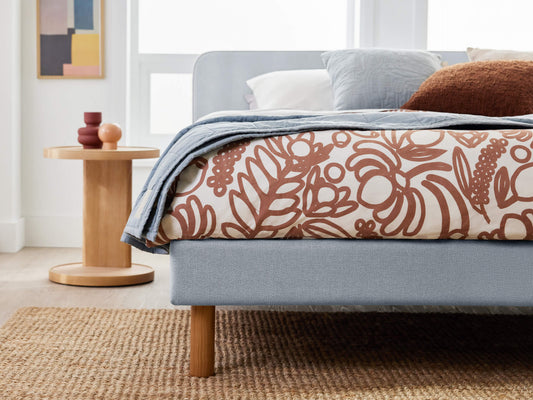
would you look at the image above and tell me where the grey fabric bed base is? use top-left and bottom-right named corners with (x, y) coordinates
top-left (172, 50), bottom-right (532, 309)
top-left (170, 239), bottom-right (533, 306)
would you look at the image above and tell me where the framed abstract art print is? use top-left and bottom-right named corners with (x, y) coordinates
top-left (37, 0), bottom-right (104, 79)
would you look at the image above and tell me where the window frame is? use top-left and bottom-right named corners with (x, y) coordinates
top-left (126, 0), bottom-right (360, 150)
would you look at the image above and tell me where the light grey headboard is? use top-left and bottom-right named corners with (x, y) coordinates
top-left (193, 51), bottom-right (469, 121)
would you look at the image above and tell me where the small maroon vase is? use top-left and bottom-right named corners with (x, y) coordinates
top-left (78, 112), bottom-right (103, 149)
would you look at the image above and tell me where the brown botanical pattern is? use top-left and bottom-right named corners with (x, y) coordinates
top-left (494, 162), bottom-right (533, 209)
top-left (354, 219), bottom-right (381, 239)
top-left (502, 130), bottom-right (533, 142)
top-left (303, 165), bottom-right (358, 218)
top-left (453, 138), bottom-right (508, 222)
top-left (174, 157), bottom-right (209, 198)
top-left (152, 127), bottom-right (533, 245)
top-left (206, 141), bottom-right (249, 197)
top-left (479, 210), bottom-right (533, 240)
top-left (346, 136), bottom-right (450, 237)
top-left (449, 130), bottom-right (488, 148)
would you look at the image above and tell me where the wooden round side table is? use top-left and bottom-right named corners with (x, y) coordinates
top-left (43, 146), bottom-right (160, 287)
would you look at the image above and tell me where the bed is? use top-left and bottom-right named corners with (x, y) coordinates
top-left (123, 50), bottom-right (533, 377)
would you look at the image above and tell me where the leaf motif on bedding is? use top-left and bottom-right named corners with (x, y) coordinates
top-left (221, 222), bottom-right (250, 239)
top-left (422, 174), bottom-right (470, 239)
top-left (494, 167), bottom-right (512, 209)
top-left (452, 147), bottom-right (473, 200)
top-left (384, 130), bottom-right (447, 162)
top-left (399, 146), bottom-right (446, 162)
top-left (454, 139), bottom-right (508, 223)
top-left (302, 165), bottom-right (358, 218)
top-left (276, 181), bottom-right (304, 195)
top-left (222, 143), bottom-right (303, 238)
top-left (502, 130), bottom-right (533, 142)
top-left (247, 147), bottom-right (281, 194)
top-left (260, 210), bottom-right (300, 231)
top-left (299, 219), bottom-right (351, 239)
top-left (264, 132), bottom-right (333, 177)
top-left (470, 138), bottom-right (508, 214)
top-left (230, 177), bottom-right (259, 232)
top-left (165, 196), bottom-right (216, 239)
top-left (268, 197), bottom-right (299, 214)
top-left (448, 131), bottom-right (488, 148)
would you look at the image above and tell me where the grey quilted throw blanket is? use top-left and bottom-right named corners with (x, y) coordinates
top-left (121, 110), bottom-right (533, 253)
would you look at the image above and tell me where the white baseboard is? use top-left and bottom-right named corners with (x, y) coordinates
top-left (25, 216), bottom-right (82, 248)
top-left (0, 218), bottom-right (25, 252)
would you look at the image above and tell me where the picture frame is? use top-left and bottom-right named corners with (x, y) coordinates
top-left (37, 0), bottom-right (105, 79)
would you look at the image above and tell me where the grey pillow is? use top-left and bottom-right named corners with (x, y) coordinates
top-left (322, 49), bottom-right (442, 110)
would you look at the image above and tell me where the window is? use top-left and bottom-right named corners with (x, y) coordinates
top-left (150, 73), bottom-right (192, 135)
top-left (139, 0), bottom-right (352, 54)
top-left (427, 0), bottom-right (533, 51)
top-left (128, 0), bottom-right (359, 149)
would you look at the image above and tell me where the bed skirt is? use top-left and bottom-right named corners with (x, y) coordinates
top-left (170, 239), bottom-right (533, 306)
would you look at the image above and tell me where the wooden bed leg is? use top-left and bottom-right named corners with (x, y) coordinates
top-left (190, 305), bottom-right (215, 377)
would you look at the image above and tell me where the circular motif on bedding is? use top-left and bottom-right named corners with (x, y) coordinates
top-left (511, 145), bottom-right (531, 163)
top-left (288, 140), bottom-right (312, 157)
top-left (332, 131), bottom-right (351, 148)
top-left (324, 163), bottom-right (345, 184)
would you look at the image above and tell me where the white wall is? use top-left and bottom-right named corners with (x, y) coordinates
top-left (21, 0), bottom-right (151, 248)
top-left (0, 0), bottom-right (23, 252)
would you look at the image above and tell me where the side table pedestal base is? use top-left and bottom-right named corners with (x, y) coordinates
top-left (49, 263), bottom-right (154, 287)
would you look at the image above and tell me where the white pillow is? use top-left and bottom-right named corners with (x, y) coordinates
top-left (244, 94), bottom-right (258, 110)
top-left (246, 69), bottom-right (334, 111)
top-left (467, 47), bottom-right (533, 61)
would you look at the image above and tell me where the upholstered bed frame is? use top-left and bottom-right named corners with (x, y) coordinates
top-left (170, 51), bottom-right (533, 377)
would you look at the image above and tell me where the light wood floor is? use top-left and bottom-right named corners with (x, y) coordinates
top-left (1, 247), bottom-right (532, 325)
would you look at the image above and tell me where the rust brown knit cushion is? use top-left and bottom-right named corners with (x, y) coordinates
top-left (401, 60), bottom-right (533, 116)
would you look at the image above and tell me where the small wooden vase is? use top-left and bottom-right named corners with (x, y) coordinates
top-left (78, 112), bottom-right (102, 149)
top-left (98, 123), bottom-right (122, 150)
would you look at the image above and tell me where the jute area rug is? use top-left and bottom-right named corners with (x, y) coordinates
top-left (0, 308), bottom-right (532, 399)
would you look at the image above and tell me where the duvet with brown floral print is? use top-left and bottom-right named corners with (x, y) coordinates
top-left (148, 126), bottom-right (533, 246)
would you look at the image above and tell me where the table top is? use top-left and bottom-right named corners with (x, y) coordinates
top-left (44, 146), bottom-right (160, 161)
